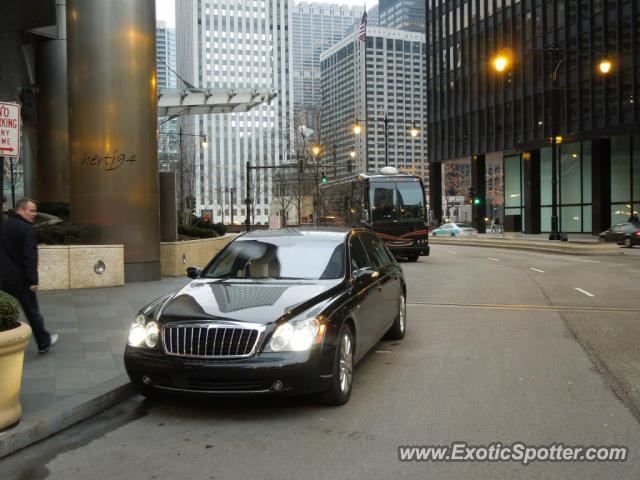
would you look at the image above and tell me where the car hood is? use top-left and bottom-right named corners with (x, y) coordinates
top-left (146, 279), bottom-right (343, 325)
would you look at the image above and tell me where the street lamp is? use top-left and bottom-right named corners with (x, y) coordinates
top-left (491, 47), bottom-right (612, 240)
top-left (352, 115), bottom-right (419, 167)
top-left (158, 128), bottom-right (208, 211)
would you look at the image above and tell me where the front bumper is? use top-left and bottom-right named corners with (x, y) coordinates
top-left (124, 345), bottom-right (331, 396)
top-left (386, 244), bottom-right (430, 257)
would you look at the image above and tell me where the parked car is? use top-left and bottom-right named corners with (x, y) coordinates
top-left (431, 222), bottom-right (478, 237)
top-left (124, 227), bottom-right (406, 405)
top-left (598, 222), bottom-right (640, 247)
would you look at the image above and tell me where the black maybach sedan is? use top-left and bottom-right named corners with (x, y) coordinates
top-left (124, 227), bottom-right (407, 405)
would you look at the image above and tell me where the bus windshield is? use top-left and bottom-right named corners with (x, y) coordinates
top-left (370, 180), bottom-right (424, 222)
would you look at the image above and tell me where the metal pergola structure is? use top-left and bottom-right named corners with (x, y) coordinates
top-left (157, 88), bottom-right (277, 118)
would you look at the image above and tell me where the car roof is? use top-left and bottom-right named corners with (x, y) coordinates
top-left (236, 226), bottom-right (365, 243)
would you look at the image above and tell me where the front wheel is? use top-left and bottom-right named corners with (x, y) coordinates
top-left (598, 236), bottom-right (606, 242)
top-left (623, 237), bottom-right (632, 248)
top-left (386, 293), bottom-right (406, 340)
top-left (407, 254), bottom-right (419, 262)
top-left (320, 324), bottom-right (354, 406)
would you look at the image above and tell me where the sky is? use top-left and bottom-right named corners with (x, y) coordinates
top-left (156, 0), bottom-right (369, 28)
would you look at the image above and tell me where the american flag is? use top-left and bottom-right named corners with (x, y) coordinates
top-left (358, 11), bottom-right (368, 42)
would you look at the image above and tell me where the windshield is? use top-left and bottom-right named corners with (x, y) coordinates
top-left (370, 180), bottom-right (424, 222)
top-left (396, 181), bottom-right (425, 221)
top-left (203, 239), bottom-right (345, 280)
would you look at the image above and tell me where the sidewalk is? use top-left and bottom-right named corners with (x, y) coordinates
top-left (428, 231), bottom-right (621, 255)
top-left (0, 276), bottom-right (191, 458)
top-left (477, 231), bottom-right (600, 242)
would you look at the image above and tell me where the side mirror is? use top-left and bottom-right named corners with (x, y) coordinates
top-left (186, 267), bottom-right (202, 279)
top-left (353, 267), bottom-right (379, 284)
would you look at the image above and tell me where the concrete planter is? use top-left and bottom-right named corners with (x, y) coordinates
top-left (0, 322), bottom-right (32, 431)
top-left (38, 245), bottom-right (125, 290)
top-left (160, 234), bottom-right (237, 276)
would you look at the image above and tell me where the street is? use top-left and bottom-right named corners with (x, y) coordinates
top-left (2, 245), bottom-right (640, 479)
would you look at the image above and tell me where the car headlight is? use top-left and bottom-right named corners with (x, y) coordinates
top-left (267, 318), bottom-right (325, 352)
top-left (128, 315), bottom-right (159, 348)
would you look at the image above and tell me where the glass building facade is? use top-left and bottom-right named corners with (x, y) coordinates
top-left (176, 0), bottom-right (293, 225)
top-left (291, 3), bottom-right (364, 123)
top-left (379, 0), bottom-right (426, 33)
top-left (321, 27), bottom-right (428, 176)
top-left (426, 0), bottom-right (640, 233)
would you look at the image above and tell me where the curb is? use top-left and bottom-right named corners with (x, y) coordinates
top-left (429, 238), bottom-right (623, 256)
top-left (0, 375), bottom-right (136, 459)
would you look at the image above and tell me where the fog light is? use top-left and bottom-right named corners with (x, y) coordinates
top-left (142, 375), bottom-right (152, 385)
top-left (272, 380), bottom-right (283, 391)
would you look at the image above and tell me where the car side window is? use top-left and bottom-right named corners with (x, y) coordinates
top-left (349, 236), bottom-right (371, 273)
top-left (361, 234), bottom-right (388, 268)
top-left (371, 235), bottom-right (394, 264)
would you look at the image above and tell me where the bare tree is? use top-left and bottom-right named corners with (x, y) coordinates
top-left (3, 157), bottom-right (24, 207)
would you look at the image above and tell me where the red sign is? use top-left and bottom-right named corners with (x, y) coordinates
top-left (0, 102), bottom-right (21, 158)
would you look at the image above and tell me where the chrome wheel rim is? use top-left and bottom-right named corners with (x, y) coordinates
top-left (399, 295), bottom-right (406, 333)
top-left (338, 332), bottom-right (353, 394)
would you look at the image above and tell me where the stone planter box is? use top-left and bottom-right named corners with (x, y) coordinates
top-left (160, 234), bottom-right (237, 276)
top-left (38, 245), bottom-right (125, 291)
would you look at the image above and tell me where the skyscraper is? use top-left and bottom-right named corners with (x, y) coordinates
top-left (156, 21), bottom-right (177, 90)
top-left (290, 2), bottom-right (364, 126)
top-left (378, 0), bottom-right (425, 33)
top-left (176, 0), bottom-right (293, 225)
top-left (321, 27), bottom-right (427, 176)
top-left (156, 21), bottom-right (179, 173)
top-left (426, 0), bottom-right (640, 234)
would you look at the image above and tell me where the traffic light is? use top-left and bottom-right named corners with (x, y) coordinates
top-left (473, 196), bottom-right (481, 205)
top-left (321, 171), bottom-right (327, 183)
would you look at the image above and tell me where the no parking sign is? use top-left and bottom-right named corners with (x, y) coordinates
top-left (0, 102), bottom-right (21, 158)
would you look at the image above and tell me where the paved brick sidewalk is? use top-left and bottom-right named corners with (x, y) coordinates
top-left (1, 276), bottom-right (190, 457)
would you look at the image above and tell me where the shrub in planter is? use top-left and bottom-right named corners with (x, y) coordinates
top-left (35, 224), bottom-right (86, 245)
top-left (178, 225), bottom-right (219, 238)
top-left (37, 202), bottom-right (70, 221)
top-left (213, 222), bottom-right (227, 236)
top-left (0, 291), bottom-right (32, 430)
top-left (0, 291), bottom-right (20, 332)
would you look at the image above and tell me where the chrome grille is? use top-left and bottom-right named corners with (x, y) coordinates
top-left (162, 323), bottom-right (262, 358)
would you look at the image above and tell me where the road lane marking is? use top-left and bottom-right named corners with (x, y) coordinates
top-left (447, 250), bottom-right (458, 254)
top-left (375, 350), bottom-right (392, 354)
top-left (530, 268), bottom-right (546, 273)
top-left (406, 301), bottom-right (635, 313)
top-left (574, 287), bottom-right (595, 297)
top-left (488, 257), bottom-right (499, 261)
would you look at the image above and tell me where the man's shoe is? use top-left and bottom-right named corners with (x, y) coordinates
top-left (38, 334), bottom-right (59, 354)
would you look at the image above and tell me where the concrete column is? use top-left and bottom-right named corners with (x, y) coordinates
top-left (35, 0), bottom-right (69, 203)
top-left (471, 154), bottom-right (486, 233)
top-left (428, 161), bottom-right (442, 225)
top-left (67, 0), bottom-right (160, 281)
top-left (592, 138), bottom-right (611, 234)
top-left (523, 150), bottom-right (541, 234)
top-left (159, 172), bottom-right (177, 242)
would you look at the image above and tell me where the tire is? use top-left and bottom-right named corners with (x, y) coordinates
top-left (432, 232), bottom-right (437, 236)
top-left (598, 236), bottom-right (606, 242)
top-left (386, 293), bottom-right (406, 340)
top-left (450, 233), bottom-right (456, 237)
top-left (407, 254), bottom-right (419, 262)
top-left (623, 237), bottom-right (632, 248)
top-left (320, 324), bottom-right (354, 406)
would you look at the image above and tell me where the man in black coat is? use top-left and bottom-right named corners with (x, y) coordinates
top-left (1, 198), bottom-right (58, 353)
